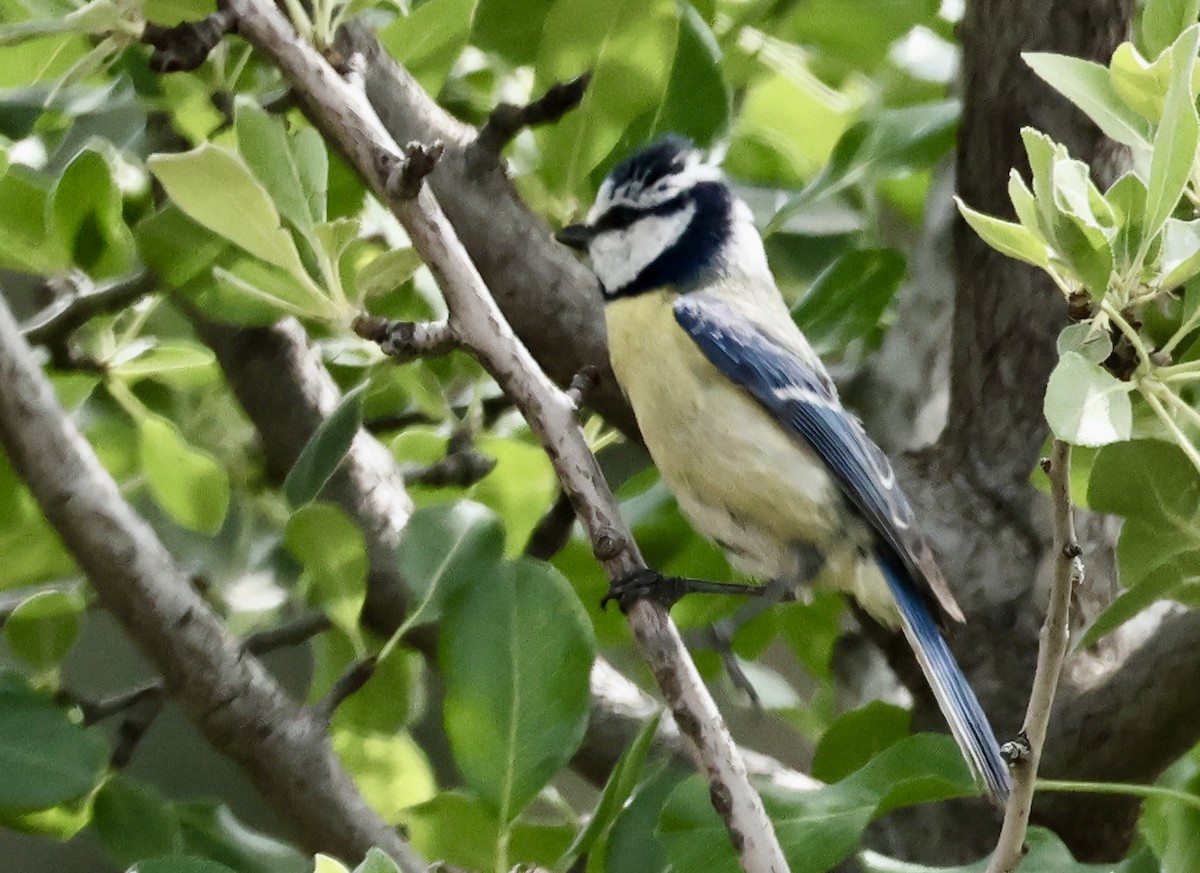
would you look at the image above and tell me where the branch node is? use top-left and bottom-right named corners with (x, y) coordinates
top-left (1000, 729), bottom-right (1031, 764)
top-left (385, 140), bottom-right (445, 199)
top-left (593, 529), bottom-right (626, 561)
top-left (1062, 541), bottom-right (1082, 560)
top-left (565, 365), bottom-right (601, 413)
top-left (471, 71), bottom-right (592, 161)
top-left (353, 315), bottom-right (458, 361)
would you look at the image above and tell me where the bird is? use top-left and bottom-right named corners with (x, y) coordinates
top-left (555, 134), bottom-right (1011, 804)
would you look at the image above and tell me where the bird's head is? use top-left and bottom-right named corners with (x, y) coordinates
top-left (556, 135), bottom-right (742, 299)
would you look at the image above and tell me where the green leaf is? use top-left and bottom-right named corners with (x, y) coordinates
top-left (659, 734), bottom-right (975, 873)
top-left (469, 434), bottom-right (557, 553)
top-left (284, 503), bottom-right (366, 639)
top-left (395, 501), bottom-right (505, 630)
top-left (234, 99), bottom-right (327, 241)
top-left (1023, 53), bottom-right (1154, 148)
top-left (1090, 438), bottom-right (1200, 519)
top-left (1143, 0), bottom-right (1200, 57)
top-left (283, 382), bottom-right (367, 507)
top-left (138, 413), bottom-right (231, 534)
top-left (1110, 41), bottom-right (1174, 123)
top-left (331, 645), bottom-right (421, 735)
top-left (109, 340), bottom-right (218, 389)
top-left (780, 0), bottom-right (938, 73)
top-left (314, 857), bottom-right (350, 873)
top-left (0, 672), bottom-right (107, 812)
top-left (1056, 323), bottom-right (1114, 364)
top-left (1078, 440), bottom-right (1200, 644)
top-left (332, 728), bottom-right (436, 824)
top-left (1044, 351), bottom-right (1133, 446)
top-left (441, 557), bottom-right (595, 822)
top-left (3, 590), bottom-right (84, 671)
top-left (555, 712), bottom-right (662, 872)
top-left (1145, 26), bottom-right (1200, 244)
top-left (92, 776), bottom-right (182, 868)
top-left (130, 858), bottom-right (238, 873)
top-left (142, 0), bottom-right (216, 25)
top-left (210, 259), bottom-right (338, 323)
top-left (955, 197), bottom-right (1050, 268)
top-left (174, 800), bottom-right (307, 873)
top-left (0, 165), bottom-right (69, 274)
top-left (352, 848), bottom-right (403, 873)
top-left (50, 146), bottom-right (135, 277)
top-left (1008, 169), bottom-right (1042, 235)
top-left (148, 145), bottom-right (311, 282)
top-left (354, 247), bottom-right (422, 305)
top-left (792, 248), bottom-right (905, 356)
top-left (536, 0), bottom-right (677, 195)
top-left (1077, 558), bottom-right (1189, 648)
top-left (135, 206), bottom-right (227, 287)
top-left (604, 767), bottom-right (686, 873)
top-left (378, 0), bottom-right (474, 94)
top-left (1159, 218), bottom-right (1200, 286)
top-left (860, 826), bottom-right (1143, 872)
top-left (812, 701), bottom-right (911, 783)
top-left (404, 792), bottom-right (500, 869)
top-left (649, 3), bottom-right (730, 146)
top-left (1051, 211), bottom-right (1116, 298)
top-left (1107, 172), bottom-right (1151, 268)
top-left (772, 101), bottom-right (958, 228)
top-left (471, 0), bottom-right (554, 65)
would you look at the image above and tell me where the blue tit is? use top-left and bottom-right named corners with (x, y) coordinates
top-left (555, 135), bottom-right (1011, 804)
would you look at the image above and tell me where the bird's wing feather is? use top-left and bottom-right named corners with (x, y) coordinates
top-left (674, 293), bottom-right (963, 625)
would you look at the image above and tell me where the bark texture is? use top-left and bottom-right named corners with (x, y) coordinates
top-left (866, 0), bottom-right (1194, 863)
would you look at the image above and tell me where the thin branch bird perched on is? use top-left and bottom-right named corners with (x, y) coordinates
top-left (556, 135), bottom-right (1012, 804)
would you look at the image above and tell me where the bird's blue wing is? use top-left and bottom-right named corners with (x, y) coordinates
top-left (674, 294), bottom-right (1010, 802)
top-left (673, 293), bottom-right (959, 623)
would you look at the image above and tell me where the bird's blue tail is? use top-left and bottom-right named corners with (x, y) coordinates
top-left (879, 556), bottom-right (1012, 804)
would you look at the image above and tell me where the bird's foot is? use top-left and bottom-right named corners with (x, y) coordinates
top-left (601, 568), bottom-right (764, 613)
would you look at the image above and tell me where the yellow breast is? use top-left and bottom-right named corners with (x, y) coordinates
top-left (604, 289), bottom-right (842, 580)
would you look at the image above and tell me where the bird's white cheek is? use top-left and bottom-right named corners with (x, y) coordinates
top-left (589, 206), bottom-right (695, 292)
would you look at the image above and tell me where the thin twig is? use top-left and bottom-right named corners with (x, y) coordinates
top-left (243, 610), bottom-right (333, 653)
top-left (524, 491), bottom-right (578, 560)
top-left (352, 315), bottom-right (459, 361)
top-left (565, 365), bottom-right (601, 412)
top-left (403, 430), bottom-right (496, 487)
top-left (110, 692), bottom-right (165, 769)
top-left (316, 655), bottom-right (378, 724)
top-left (143, 4), bottom-right (239, 73)
top-left (21, 270), bottom-right (157, 347)
top-left (986, 441), bottom-right (1081, 873)
top-left (223, 4), bottom-right (788, 867)
top-left (471, 71), bottom-right (592, 160)
top-left (383, 140), bottom-right (446, 200)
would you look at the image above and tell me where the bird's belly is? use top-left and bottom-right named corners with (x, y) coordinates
top-left (606, 292), bottom-right (842, 580)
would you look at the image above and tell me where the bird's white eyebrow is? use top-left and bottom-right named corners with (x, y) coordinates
top-left (587, 154), bottom-right (725, 222)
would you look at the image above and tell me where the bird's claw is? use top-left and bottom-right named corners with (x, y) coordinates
top-left (601, 568), bottom-right (684, 613)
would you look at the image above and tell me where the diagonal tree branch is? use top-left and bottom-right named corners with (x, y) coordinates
top-left (188, 313), bottom-right (414, 637)
top-left (334, 24), bottom-right (639, 441)
top-left (0, 293), bottom-right (426, 873)
top-left (224, 3), bottom-right (788, 867)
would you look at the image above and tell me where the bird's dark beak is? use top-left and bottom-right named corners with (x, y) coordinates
top-left (555, 223), bottom-right (595, 251)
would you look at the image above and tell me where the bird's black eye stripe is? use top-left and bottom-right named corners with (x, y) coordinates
top-left (593, 194), bottom-right (689, 232)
